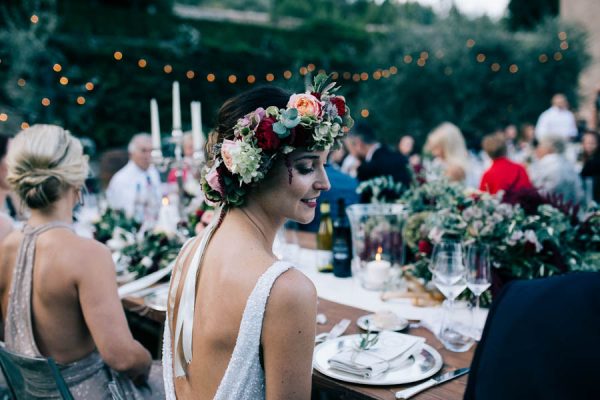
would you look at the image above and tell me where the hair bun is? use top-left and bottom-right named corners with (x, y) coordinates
top-left (19, 173), bottom-right (63, 210)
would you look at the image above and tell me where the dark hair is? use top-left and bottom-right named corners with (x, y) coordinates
top-left (206, 86), bottom-right (290, 163)
top-left (349, 121), bottom-right (376, 144)
top-left (0, 135), bottom-right (9, 159)
top-left (481, 133), bottom-right (507, 159)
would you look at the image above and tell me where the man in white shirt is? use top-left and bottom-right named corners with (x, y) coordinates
top-left (529, 135), bottom-right (583, 204)
top-left (535, 94), bottom-right (578, 141)
top-left (106, 134), bottom-right (162, 220)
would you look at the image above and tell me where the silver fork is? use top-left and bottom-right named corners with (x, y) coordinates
top-left (315, 319), bottom-right (351, 344)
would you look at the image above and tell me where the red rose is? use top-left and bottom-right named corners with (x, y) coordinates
top-left (330, 96), bottom-right (346, 117)
top-left (255, 116), bottom-right (281, 152)
top-left (311, 91), bottom-right (321, 100)
top-left (195, 209), bottom-right (205, 219)
top-left (418, 240), bottom-right (433, 256)
top-left (290, 125), bottom-right (313, 148)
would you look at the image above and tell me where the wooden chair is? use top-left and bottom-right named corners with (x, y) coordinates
top-left (0, 345), bottom-right (74, 400)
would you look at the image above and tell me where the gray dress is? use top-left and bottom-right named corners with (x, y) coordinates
top-left (4, 222), bottom-right (164, 399)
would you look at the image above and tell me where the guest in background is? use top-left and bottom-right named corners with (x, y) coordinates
top-left (512, 122), bottom-right (536, 165)
top-left (503, 124), bottom-right (518, 159)
top-left (106, 133), bottom-right (162, 220)
top-left (535, 93), bottom-right (578, 141)
top-left (398, 134), bottom-right (421, 166)
top-left (340, 137), bottom-right (360, 178)
top-left (580, 131), bottom-right (600, 202)
top-left (0, 136), bottom-right (13, 242)
top-left (479, 133), bottom-right (533, 195)
top-left (346, 121), bottom-right (411, 186)
top-left (0, 125), bottom-right (164, 398)
top-left (424, 122), bottom-right (476, 186)
top-left (167, 132), bottom-right (195, 184)
top-left (529, 135), bottom-right (583, 204)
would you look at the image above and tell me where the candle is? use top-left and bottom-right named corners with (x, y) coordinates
top-left (172, 81), bottom-right (182, 135)
top-left (191, 101), bottom-right (204, 154)
top-left (156, 196), bottom-right (180, 234)
top-left (150, 99), bottom-right (161, 152)
top-left (365, 249), bottom-right (391, 289)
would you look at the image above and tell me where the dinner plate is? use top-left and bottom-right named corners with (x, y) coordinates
top-left (356, 314), bottom-right (409, 332)
top-left (144, 286), bottom-right (170, 312)
top-left (313, 334), bottom-right (443, 386)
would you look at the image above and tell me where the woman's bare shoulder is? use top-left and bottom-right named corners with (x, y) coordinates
top-left (268, 268), bottom-right (317, 313)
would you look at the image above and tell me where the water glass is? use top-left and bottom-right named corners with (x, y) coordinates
top-left (466, 243), bottom-right (491, 334)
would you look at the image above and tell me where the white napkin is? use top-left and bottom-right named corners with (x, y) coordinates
top-left (118, 262), bottom-right (174, 298)
top-left (328, 332), bottom-right (425, 379)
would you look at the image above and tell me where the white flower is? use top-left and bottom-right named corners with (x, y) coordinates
top-left (141, 256), bottom-right (154, 268)
top-left (428, 226), bottom-right (444, 244)
top-left (507, 230), bottom-right (524, 246)
top-left (524, 230), bottom-right (543, 252)
top-left (221, 139), bottom-right (263, 184)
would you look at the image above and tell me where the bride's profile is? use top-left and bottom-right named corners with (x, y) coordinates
top-left (162, 74), bottom-right (352, 399)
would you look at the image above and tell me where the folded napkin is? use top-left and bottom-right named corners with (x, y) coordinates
top-left (328, 332), bottom-right (425, 379)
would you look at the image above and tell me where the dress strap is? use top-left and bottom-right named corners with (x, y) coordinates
top-left (172, 207), bottom-right (223, 377)
top-left (4, 221), bottom-right (75, 356)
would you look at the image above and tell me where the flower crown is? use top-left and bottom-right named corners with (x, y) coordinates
top-left (201, 73), bottom-right (353, 206)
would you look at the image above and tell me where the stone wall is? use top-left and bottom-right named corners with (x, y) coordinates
top-left (561, 0), bottom-right (600, 128)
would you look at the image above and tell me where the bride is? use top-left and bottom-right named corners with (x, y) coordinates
top-left (163, 75), bottom-right (353, 399)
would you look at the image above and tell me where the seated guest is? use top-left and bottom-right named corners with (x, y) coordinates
top-left (0, 125), bottom-right (164, 398)
top-left (479, 133), bottom-right (533, 195)
top-left (580, 131), bottom-right (599, 202)
top-left (398, 134), bottom-right (421, 167)
top-left (0, 136), bottom-right (13, 242)
top-left (465, 272), bottom-right (600, 400)
top-left (424, 122), bottom-right (476, 187)
top-left (535, 93), bottom-right (578, 142)
top-left (529, 135), bottom-right (583, 204)
top-left (346, 121), bottom-right (411, 187)
top-left (106, 133), bottom-right (162, 221)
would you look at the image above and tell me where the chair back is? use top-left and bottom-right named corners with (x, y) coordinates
top-left (0, 345), bottom-right (74, 400)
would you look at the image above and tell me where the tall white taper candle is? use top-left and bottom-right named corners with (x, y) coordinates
top-left (150, 99), bottom-right (161, 152)
top-left (191, 101), bottom-right (204, 153)
top-left (172, 81), bottom-right (182, 134)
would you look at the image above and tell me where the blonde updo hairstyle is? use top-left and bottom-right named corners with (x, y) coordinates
top-left (7, 124), bottom-right (89, 210)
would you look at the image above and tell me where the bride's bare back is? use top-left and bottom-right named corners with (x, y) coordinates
top-left (169, 209), bottom-right (317, 400)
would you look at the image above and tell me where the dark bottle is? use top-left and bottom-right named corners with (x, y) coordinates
top-left (332, 198), bottom-right (352, 277)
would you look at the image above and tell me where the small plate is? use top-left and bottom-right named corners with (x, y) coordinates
top-left (357, 314), bottom-right (409, 332)
top-left (313, 334), bottom-right (443, 386)
top-left (144, 286), bottom-right (169, 312)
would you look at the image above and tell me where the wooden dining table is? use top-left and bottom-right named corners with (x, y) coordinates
top-left (123, 294), bottom-right (474, 400)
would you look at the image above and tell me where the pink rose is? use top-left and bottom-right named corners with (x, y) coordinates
top-left (287, 93), bottom-right (322, 117)
top-left (220, 139), bottom-right (239, 172)
top-left (206, 166), bottom-right (224, 195)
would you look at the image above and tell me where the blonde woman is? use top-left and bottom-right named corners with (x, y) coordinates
top-left (0, 136), bottom-right (13, 242)
top-left (424, 122), bottom-right (471, 184)
top-left (0, 125), bottom-right (164, 399)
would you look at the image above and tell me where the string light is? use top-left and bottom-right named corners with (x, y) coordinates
top-left (30, 15), bottom-right (38, 24)
top-left (382, 69), bottom-right (390, 78)
top-left (76, 96), bottom-right (86, 105)
top-left (318, 69), bottom-right (326, 75)
top-left (138, 59), bottom-right (147, 68)
top-left (417, 59), bottom-right (426, 67)
top-left (360, 109), bottom-right (369, 118)
top-left (299, 67), bottom-right (308, 76)
top-left (420, 51), bottom-right (429, 60)
top-left (509, 64), bottom-right (519, 73)
top-left (207, 73), bottom-right (216, 82)
top-left (560, 41), bottom-right (569, 50)
top-left (331, 72), bottom-right (339, 80)
top-left (41, 98), bottom-right (51, 106)
top-left (21, 122), bottom-right (29, 129)
top-left (390, 66), bottom-right (398, 74)
top-left (352, 73), bottom-right (360, 82)
top-left (59, 76), bottom-right (69, 85)
top-left (113, 51), bottom-right (123, 61)
top-left (247, 75), bottom-right (256, 84)
top-left (53, 63), bottom-right (62, 72)
top-left (373, 71), bottom-right (382, 80)
top-left (17, 78), bottom-right (26, 87)
top-left (539, 54), bottom-right (548, 63)
top-left (0, 113), bottom-right (7, 122)
top-left (403, 55), bottom-right (413, 64)
top-left (491, 63), bottom-right (501, 72)
top-left (163, 65), bottom-right (173, 74)
top-left (435, 50), bottom-right (445, 59)
top-left (558, 31), bottom-right (567, 41)
top-left (228, 74), bottom-right (237, 83)
top-left (360, 72), bottom-right (369, 81)
top-left (283, 70), bottom-right (292, 79)
top-left (342, 72), bottom-right (351, 80)
top-left (476, 53), bottom-right (486, 63)
top-left (186, 70), bottom-right (195, 79)
top-left (554, 52), bottom-right (563, 61)
top-left (466, 39), bottom-right (476, 48)
top-left (265, 73), bottom-right (275, 82)
top-left (85, 82), bottom-right (94, 91)
top-left (307, 63), bottom-right (316, 72)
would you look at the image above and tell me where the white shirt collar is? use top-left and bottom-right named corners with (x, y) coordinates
top-left (365, 143), bottom-right (381, 162)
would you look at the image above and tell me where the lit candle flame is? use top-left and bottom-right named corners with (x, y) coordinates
top-left (375, 246), bottom-right (383, 261)
top-left (162, 196), bottom-right (169, 206)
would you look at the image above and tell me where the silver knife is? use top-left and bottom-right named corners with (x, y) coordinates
top-left (315, 319), bottom-right (351, 344)
top-left (395, 368), bottom-right (470, 399)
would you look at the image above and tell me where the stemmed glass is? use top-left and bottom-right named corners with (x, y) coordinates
top-left (466, 243), bottom-right (491, 336)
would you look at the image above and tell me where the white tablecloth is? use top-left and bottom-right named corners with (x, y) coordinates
top-left (287, 247), bottom-right (488, 339)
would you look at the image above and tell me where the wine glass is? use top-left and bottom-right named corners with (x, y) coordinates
top-left (429, 240), bottom-right (463, 274)
top-left (466, 243), bottom-right (491, 336)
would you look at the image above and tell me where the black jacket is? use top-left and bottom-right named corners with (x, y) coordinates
top-left (356, 145), bottom-right (411, 186)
